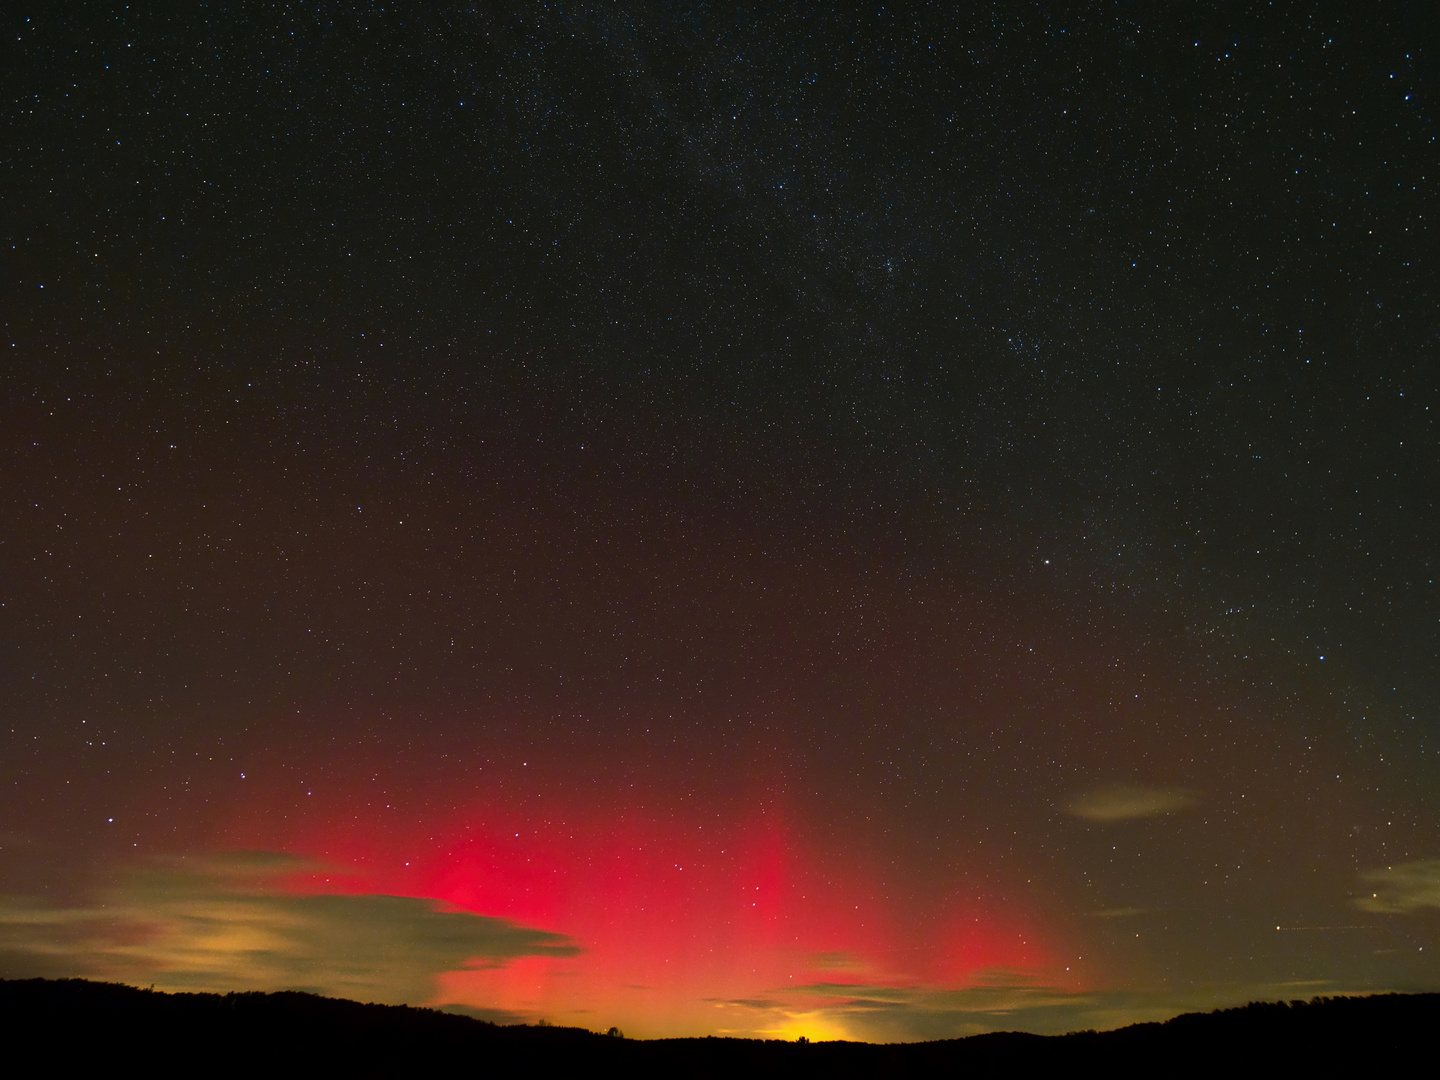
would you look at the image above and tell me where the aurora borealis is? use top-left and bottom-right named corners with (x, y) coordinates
top-left (2, 3), bottom-right (1437, 1041)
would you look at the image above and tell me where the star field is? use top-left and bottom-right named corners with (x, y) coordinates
top-left (1, 3), bottom-right (1437, 1039)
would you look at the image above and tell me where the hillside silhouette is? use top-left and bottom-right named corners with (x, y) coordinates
top-left (1, 978), bottom-right (1434, 1076)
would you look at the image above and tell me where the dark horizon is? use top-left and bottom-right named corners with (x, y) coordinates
top-left (5, 977), bottom-right (1439, 1076)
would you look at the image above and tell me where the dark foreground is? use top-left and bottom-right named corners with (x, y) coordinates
top-left (2, 979), bottom-right (1434, 1077)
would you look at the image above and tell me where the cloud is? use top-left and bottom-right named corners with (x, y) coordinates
top-left (0, 851), bottom-right (578, 1004)
top-left (808, 950), bottom-right (869, 972)
top-left (696, 970), bottom-right (1106, 1040)
top-left (438, 1003), bottom-right (534, 1025)
top-left (775, 976), bottom-right (1154, 1041)
top-left (757, 971), bottom-right (1352, 1043)
top-left (1355, 859), bottom-right (1440, 914)
top-left (706, 997), bottom-right (782, 1010)
top-left (1066, 785), bottom-right (1195, 822)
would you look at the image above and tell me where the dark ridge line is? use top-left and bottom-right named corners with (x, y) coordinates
top-left (4, 978), bottom-right (1437, 1075)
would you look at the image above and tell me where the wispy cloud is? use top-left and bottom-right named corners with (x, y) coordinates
top-left (1066, 785), bottom-right (1195, 822)
top-left (1355, 859), bottom-right (1440, 914)
top-left (0, 851), bottom-right (578, 1004)
top-left (807, 950), bottom-right (870, 973)
top-left (706, 996), bottom-right (782, 1010)
top-left (701, 968), bottom-right (1351, 1043)
top-left (438, 1002), bottom-right (535, 1025)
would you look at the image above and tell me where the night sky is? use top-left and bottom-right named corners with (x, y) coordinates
top-left (2, 3), bottom-right (1437, 1041)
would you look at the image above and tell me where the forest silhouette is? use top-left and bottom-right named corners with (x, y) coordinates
top-left (1, 978), bottom-right (1434, 1075)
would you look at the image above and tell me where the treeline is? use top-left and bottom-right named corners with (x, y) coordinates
top-left (1, 978), bottom-right (1434, 1076)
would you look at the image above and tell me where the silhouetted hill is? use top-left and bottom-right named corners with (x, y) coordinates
top-left (2, 978), bottom-right (1435, 1076)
